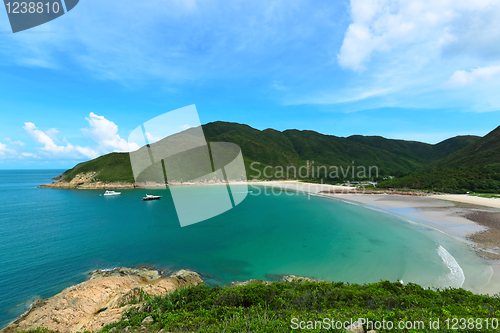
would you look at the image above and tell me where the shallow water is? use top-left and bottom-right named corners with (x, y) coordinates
top-left (0, 170), bottom-right (492, 327)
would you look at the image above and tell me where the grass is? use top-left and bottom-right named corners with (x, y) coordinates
top-left (469, 193), bottom-right (500, 199)
top-left (96, 280), bottom-right (500, 333)
top-left (63, 152), bottom-right (135, 184)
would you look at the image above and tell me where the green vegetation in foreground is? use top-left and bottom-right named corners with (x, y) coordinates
top-left (91, 281), bottom-right (500, 333)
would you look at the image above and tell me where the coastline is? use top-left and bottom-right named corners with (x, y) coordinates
top-left (39, 175), bottom-right (500, 257)
top-left (253, 181), bottom-right (500, 295)
top-left (253, 181), bottom-right (494, 243)
top-left (0, 268), bottom-right (204, 333)
top-left (431, 194), bottom-right (500, 209)
top-left (37, 176), bottom-right (500, 294)
top-left (7, 178), bottom-right (500, 330)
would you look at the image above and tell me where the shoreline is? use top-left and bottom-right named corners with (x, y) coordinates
top-left (253, 181), bottom-right (500, 295)
top-left (0, 268), bottom-right (204, 333)
top-left (5, 179), bottom-right (500, 330)
top-left (256, 181), bottom-right (500, 253)
top-left (40, 177), bottom-right (500, 253)
top-left (38, 178), bottom-right (500, 294)
top-left (431, 194), bottom-right (500, 209)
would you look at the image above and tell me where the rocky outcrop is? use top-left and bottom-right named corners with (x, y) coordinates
top-left (47, 181), bottom-right (136, 189)
top-left (39, 174), bottom-right (246, 190)
top-left (39, 172), bottom-right (136, 189)
top-left (88, 267), bottom-right (162, 281)
top-left (230, 274), bottom-right (323, 287)
top-left (38, 172), bottom-right (169, 189)
top-left (1, 268), bottom-right (202, 333)
top-left (170, 269), bottom-right (205, 286)
top-left (346, 321), bottom-right (365, 333)
top-left (281, 275), bottom-right (324, 283)
top-left (3, 269), bottom-right (376, 333)
top-left (230, 279), bottom-right (273, 287)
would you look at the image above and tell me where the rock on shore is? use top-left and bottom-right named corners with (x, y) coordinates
top-left (230, 274), bottom-right (324, 287)
top-left (2, 269), bottom-right (330, 333)
top-left (88, 267), bottom-right (162, 281)
top-left (1, 268), bottom-right (202, 333)
top-left (38, 171), bottom-right (247, 189)
top-left (38, 172), bottom-right (135, 190)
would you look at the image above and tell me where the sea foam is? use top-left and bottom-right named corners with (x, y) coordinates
top-left (435, 245), bottom-right (465, 289)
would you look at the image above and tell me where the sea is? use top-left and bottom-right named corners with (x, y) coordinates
top-left (0, 170), bottom-right (494, 328)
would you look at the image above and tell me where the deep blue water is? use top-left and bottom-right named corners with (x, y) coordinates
top-left (0, 170), bottom-right (491, 328)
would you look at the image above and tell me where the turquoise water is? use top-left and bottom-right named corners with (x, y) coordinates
top-left (0, 170), bottom-right (492, 327)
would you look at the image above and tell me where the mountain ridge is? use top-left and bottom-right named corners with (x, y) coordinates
top-left (379, 126), bottom-right (500, 192)
top-left (49, 121), bottom-right (485, 190)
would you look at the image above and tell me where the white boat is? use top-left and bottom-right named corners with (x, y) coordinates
top-left (142, 194), bottom-right (161, 201)
top-left (104, 190), bottom-right (121, 196)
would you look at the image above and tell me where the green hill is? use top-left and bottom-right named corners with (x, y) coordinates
top-left (202, 121), bottom-right (478, 178)
top-left (62, 152), bottom-right (135, 184)
top-left (346, 135), bottom-right (479, 165)
top-left (379, 126), bottom-right (500, 193)
top-left (436, 126), bottom-right (500, 168)
top-left (60, 121), bottom-right (483, 186)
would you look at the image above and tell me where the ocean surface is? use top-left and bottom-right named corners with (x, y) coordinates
top-left (0, 170), bottom-right (493, 328)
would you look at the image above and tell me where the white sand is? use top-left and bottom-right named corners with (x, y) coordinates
top-left (431, 194), bottom-right (500, 209)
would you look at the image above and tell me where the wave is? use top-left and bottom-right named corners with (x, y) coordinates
top-left (339, 200), bottom-right (360, 206)
top-left (435, 245), bottom-right (465, 289)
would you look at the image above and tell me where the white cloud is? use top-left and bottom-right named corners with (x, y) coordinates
top-left (291, 87), bottom-right (392, 105)
top-left (22, 113), bottom-right (141, 161)
top-left (0, 142), bottom-right (7, 154)
top-left (0, 1), bottom-right (333, 83)
top-left (337, 0), bottom-right (500, 71)
top-left (82, 112), bottom-right (140, 153)
top-left (446, 65), bottom-right (500, 87)
top-left (145, 132), bottom-right (162, 144)
top-left (179, 124), bottom-right (191, 130)
top-left (23, 122), bottom-right (98, 159)
top-left (5, 138), bottom-right (25, 146)
top-left (45, 128), bottom-right (60, 142)
top-left (0, 142), bottom-right (17, 157)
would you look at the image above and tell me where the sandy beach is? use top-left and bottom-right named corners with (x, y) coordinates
top-left (431, 194), bottom-right (500, 209)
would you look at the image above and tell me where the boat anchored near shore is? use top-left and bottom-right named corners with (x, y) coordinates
top-left (142, 194), bottom-right (161, 201)
top-left (103, 190), bottom-right (121, 196)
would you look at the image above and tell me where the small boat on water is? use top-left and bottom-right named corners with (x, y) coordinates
top-left (104, 190), bottom-right (121, 196)
top-left (142, 194), bottom-right (161, 201)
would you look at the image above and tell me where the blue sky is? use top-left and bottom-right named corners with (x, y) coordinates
top-left (0, 0), bottom-right (500, 168)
